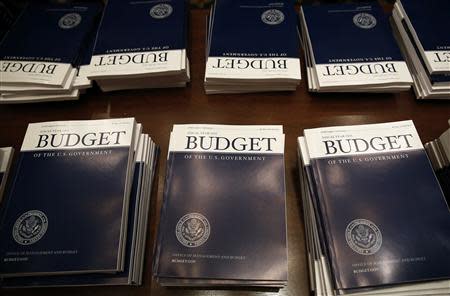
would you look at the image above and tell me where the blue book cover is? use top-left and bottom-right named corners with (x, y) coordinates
top-left (399, 0), bottom-right (450, 74)
top-left (0, 118), bottom-right (137, 277)
top-left (155, 125), bottom-right (287, 284)
top-left (301, 3), bottom-right (412, 87)
top-left (205, 0), bottom-right (301, 81)
top-left (0, 134), bottom-right (159, 287)
top-left (304, 121), bottom-right (450, 291)
top-left (88, 0), bottom-right (187, 78)
top-left (1, 161), bottom-right (145, 287)
top-left (0, 2), bottom-right (102, 86)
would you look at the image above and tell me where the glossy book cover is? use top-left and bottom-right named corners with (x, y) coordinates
top-left (304, 121), bottom-right (450, 291)
top-left (88, 0), bottom-right (187, 78)
top-left (155, 125), bottom-right (287, 284)
top-left (205, 0), bottom-right (301, 81)
top-left (0, 2), bottom-right (102, 86)
top-left (301, 3), bottom-right (412, 87)
top-left (0, 118), bottom-right (136, 277)
top-left (1, 135), bottom-right (150, 287)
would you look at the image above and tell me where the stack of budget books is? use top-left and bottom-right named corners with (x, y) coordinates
top-left (391, 0), bottom-right (450, 100)
top-left (153, 124), bottom-right (288, 287)
top-left (297, 120), bottom-right (450, 296)
top-left (299, 3), bottom-right (413, 93)
top-left (0, 118), bottom-right (159, 287)
top-left (0, 147), bottom-right (14, 203)
top-left (87, 0), bottom-right (190, 92)
top-left (0, 2), bottom-right (102, 103)
top-left (204, 0), bottom-right (301, 94)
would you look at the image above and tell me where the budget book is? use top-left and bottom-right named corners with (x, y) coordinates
top-left (0, 2), bottom-right (101, 103)
top-left (298, 120), bottom-right (450, 296)
top-left (87, 0), bottom-right (189, 91)
top-left (204, 0), bottom-right (301, 94)
top-left (0, 119), bottom-right (159, 287)
top-left (154, 124), bottom-right (287, 287)
top-left (300, 3), bottom-right (412, 93)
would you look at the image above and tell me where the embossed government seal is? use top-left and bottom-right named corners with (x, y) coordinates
top-left (176, 213), bottom-right (210, 248)
top-left (261, 9), bottom-right (285, 25)
top-left (58, 13), bottom-right (82, 29)
top-left (13, 210), bottom-right (48, 246)
top-left (353, 13), bottom-right (377, 29)
top-left (345, 219), bottom-right (382, 255)
top-left (150, 4), bottom-right (173, 19)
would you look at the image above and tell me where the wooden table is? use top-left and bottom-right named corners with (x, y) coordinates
top-left (1, 8), bottom-right (449, 296)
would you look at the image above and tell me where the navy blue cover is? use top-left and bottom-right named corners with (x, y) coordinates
top-left (311, 150), bottom-right (450, 290)
top-left (0, 147), bottom-right (131, 276)
top-left (208, 0), bottom-right (299, 58)
top-left (156, 152), bottom-right (287, 281)
top-left (302, 3), bottom-right (404, 64)
top-left (400, 0), bottom-right (450, 52)
top-left (93, 0), bottom-right (186, 55)
top-left (0, 2), bottom-right (102, 64)
top-left (0, 162), bottom-right (144, 287)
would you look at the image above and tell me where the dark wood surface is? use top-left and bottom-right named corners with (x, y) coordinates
top-left (1, 8), bottom-right (449, 296)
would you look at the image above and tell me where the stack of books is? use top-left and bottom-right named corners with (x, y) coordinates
top-left (391, 0), bottom-right (450, 99)
top-left (0, 2), bottom-right (102, 103)
top-left (153, 124), bottom-right (288, 287)
top-left (297, 120), bottom-right (450, 296)
top-left (87, 0), bottom-right (190, 92)
top-left (204, 0), bottom-right (301, 94)
top-left (0, 147), bottom-right (14, 203)
top-left (0, 118), bottom-right (158, 287)
top-left (299, 3), bottom-right (413, 93)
